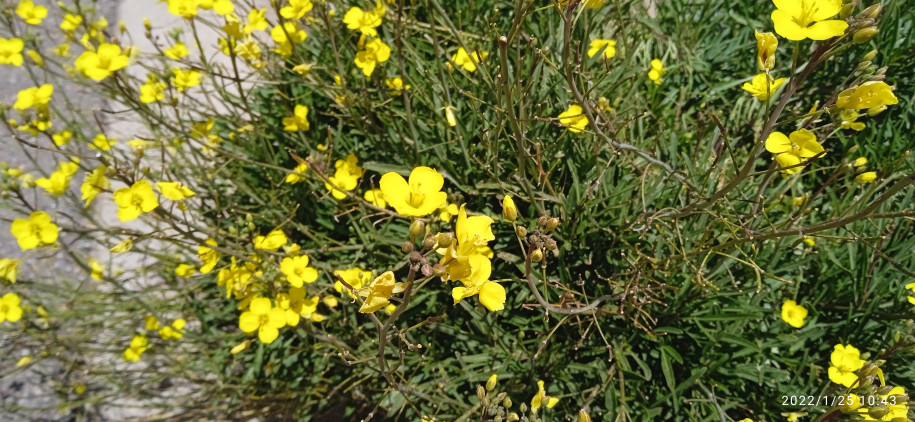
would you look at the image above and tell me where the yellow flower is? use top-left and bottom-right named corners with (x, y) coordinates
top-left (530, 380), bottom-right (559, 413)
top-left (587, 39), bottom-right (616, 59)
top-left (244, 8), bottom-right (269, 34)
top-left (380, 166), bottom-right (448, 217)
top-left (755, 31), bottom-right (778, 70)
top-left (780, 300), bottom-right (807, 328)
top-left (858, 386), bottom-right (908, 420)
top-left (853, 156), bottom-right (868, 167)
top-left (61, 13), bottom-right (82, 31)
top-left (771, 0), bottom-right (848, 41)
top-left (324, 296), bottom-right (339, 308)
top-left (292, 63), bottom-right (312, 76)
top-left (343, 1), bottom-right (385, 36)
top-left (0, 293), bottom-right (23, 324)
top-left (828, 344), bottom-right (865, 387)
top-left (91, 134), bottom-right (116, 151)
top-left (285, 163), bottom-right (309, 184)
top-left (439, 203), bottom-right (459, 223)
top-left (271, 22), bottom-right (307, 57)
top-left (444, 106), bottom-right (458, 127)
top-left (648, 59), bottom-right (664, 84)
top-left (358, 271), bottom-right (398, 313)
top-left (239, 297), bottom-right (286, 343)
top-left (283, 105), bottom-right (310, 131)
top-left (156, 181), bottom-right (195, 201)
top-left (281, 0), bottom-right (313, 19)
top-left (364, 188), bottom-right (387, 208)
top-left (11, 211), bottom-right (59, 250)
top-left (164, 42), bottom-right (189, 60)
top-left (558, 0), bottom-right (606, 8)
top-left (451, 47), bottom-right (488, 72)
top-left (385, 77), bottom-right (410, 95)
top-left (836, 82), bottom-right (898, 113)
top-left (742, 74), bottom-right (787, 101)
top-left (110, 238), bottom-right (134, 253)
top-left (450, 254), bottom-right (506, 311)
top-left (140, 77), bottom-right (167, 103)
top-left (198, 238), bottom-right (220, 274)
top-left (355, 37), bottom-right (391, 77)
top-left (839, 110), bottom-right (865, 131)
top-left (486, 374), bottom-right (498, 391)
top-left (16, 0), bottom-right (47, 25)
top-left (52, 43), bottom-right (70, 57)
top-left (334, 267), bottom-right (372, 297)
top-left (113, 180), bottom-right (159, 222)
top-left (122, 334), bottom-right (148, 362)
top-left (13, 84), bottom-right (53, 110)
top-left (172, 67), bottom-right (201, 92)
top-left (52, 131), bottom-right (72, 146)
top-left (0, 259), bottom-right (20, 283)
top-left (175, 264), bottom-right (195, 277)
top-left (88, 258), bottom-right (103, 280)
top-left (502, 195), bottom-right (518, 222)
top-left (145, 315), bottom-right (160, 331)
top-left (158, 318), bottom-right (186, 340)
top-left (280, 255), bottom-right (318, 287)
top-left (230, 340), bottom-right (250, 354)
top-left (765, 129), bottom-right (825, 174)
top-left (254, 229), bottom-right (287, 251)
top-left (855, 171), bottom-right (877, 184)
top-left (36, 160), bottom-right (79, 197)
top-left (167, 0), bottom-right (198, 18)
top-left (325, 154), bottom-right (364, 200)
top-left (198, 0), bottom-right (233, 14)
top-left (17, 356), bottom-right (32, 367)
top-left (0, 38), bottom-right (25, 66)
top-left (74, 43), bottom-right (130, 81)
top-left (558, 104), bottom-right (589, 133)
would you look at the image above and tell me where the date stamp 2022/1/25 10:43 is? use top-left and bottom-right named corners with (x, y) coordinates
top-left (780, 394), bottom-right (902, 408)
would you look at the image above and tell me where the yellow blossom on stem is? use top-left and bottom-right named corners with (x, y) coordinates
top-left (771, 0), bottom-right (848, 41)
top-left (159, 319), bottom-right (186, 340)
top-left (648, 59), bottom-right (664, 84)
top-left (364, 188), bottom-right (386, 208)
top-left (198, 238), bottom-right (220, 274)
top-left (530, 380), bottom-right (559, 413)
top-left (0, 38), bottom-right (25, 66)
top-left (283, 105), bottom-right (310, 131)
top-left (839, 110), bottom-right (865, 131)
top-left (836, 82), bottom-right (898, 113)
top-left (0, 259), bottom-right (20, 283)
top-left (780, 300), bottom-right (807, 328)
top-left (334, 267), bottom-right (372, 297)
top-left (52, 131), bottom-right (72, 146)
top-left (88, 258), bottom-right (103, 280)
top-left (11, 211), bottom-right (59, 250)
top-left (271, 22), bottom-right (307, 57)
top-left (502, 195), bottom-right (518, 222)
top-left (450, 47), bottom-right (488, 72)
top-left (113, 180), bottom-right (159, 222)
top-left (439, 203), bottom-right (459, 223)
top-left (166, 0), bottom-right (198, 18)
top-left (16, 0), bottom-right (47, 25)
top-left (280, 255), bottom-right (318, 287)
top-left (325, 154), bottom-right (364, 200)
top-left (198, 0), bottom-right (233, 14)
top-left (35, 160), bottom-right (79, 197)
top-left (343, 1), bottom-right (385, 36)
top-left (244, 8), bottom-right (268, 34)
top-left (156, 181), bottom-right (195, 201)
top-left (172, 67), bottom-right (201, 92)
top-left (855, 171), bottom-right (877, 184)
top-left (558, 104), bottom-right (589, 133)
top-left (122, 334), bottom-right (148, 362)
top-left (254, 229), bottom-right (287, 251)
top-left (0, 293), bottom-right (23, 323)
top-left (91, 134), bottom-right (116, 151)
top-left (755, 31), bottom-right (778, 70)
top-left (355, 37), bottom-right (391, 77)
top-left (110, 238), bottom-right (134, 253)
top-left (164, 42), bottom-right (189, 60)
top-left (61, 14), bottom-right (82, 31)
top-left (358, 271), bottom-right (398, 313)
top-left (444, 106), bottom-right (457, 127)
top-left (285, 163), bottom-right (309, 184)
top-left (385, 77), bottom-right (410, 95)
top-left (380, 166), bottom-right (448, 217)
top-left (742, 73), bottom-right (787, 101)
top-left (828, 344), bottom-right (865, 387)
top-left (281, 0), bottom-right (313, 20)
top-left (74, 43), bottom-right (130, 81)
top-left (765, 129), bottom-right (825, 174)
top-left (239, 297), bottom-right (286, 343)
top-left (587, 39), bottom-right (616, 59)
top-left (175, 264), bottom-right (195, 277)
top-left (13, 84), bottom-right (53, 110)
top-left (140, 77), bottom-right (167, 103)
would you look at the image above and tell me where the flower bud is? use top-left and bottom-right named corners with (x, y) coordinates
top-left (507, 413), bottom-right (519, 422)
top-left (502, 195), bottom-right (518, 222)
top-left (409, 219), bottom-right (425, 240)
top-left (432, 263), bottom-right (446, 276)
top-left (545, 217), bottom-right (560, 231)
top-left (875, 385), bottom-right (894, 395)
top-left (503, 397), bottom-right (512, 409)
top-left (578, 410), bottom-right (592, 422)
top-left (444, 106), bottom-right (457, 127)
top-left (515, 226), bottom-right (527, 237)
top-left (867, 105), bottom-right (886, 116)
top-left (143, 18), bottom-right (152, 31)
top-left (537, 216), bottom-right (548, 227)
top-left (401, 241), bottom-right (415, 253)
top-left (853, 27), bottom-right (879, 44)
top-left (868, 405), bottom-right (889, 420)
top-left (855, 171), bottom-right (877, 184)
top-left (421, 264), bottom-right (433, 277)
top-left (530, 248), bottom-right (543, 263)
top-left (858, 3), bottom-right (882, 19)
top-left (544, 238), bottom-right (557, 251)
top-left (423, 236), bottom-right (436, 250)
top-left (856, 60), bottom-right (872, 72)
top-left (486, 373), bottom-right (498, 391)
top-left (477, 385), bottom-right (486, 400)
top-left (840, 3), bottom-right (855, 19)
top-left (853, 157), bottom-right (868, 167)
top-left (862, 49), bottom-right (878, 61)
top-left (436, 232), bottom-right (453, 248)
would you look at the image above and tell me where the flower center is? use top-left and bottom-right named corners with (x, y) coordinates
top-left (407, 185), bottom-right (426, 208)
top-left (793, 1), bottom-right (819, 28)
top-left (258, 314), bottom-right (270, 326)
top-left (131, 193), bottom-right (145, 209)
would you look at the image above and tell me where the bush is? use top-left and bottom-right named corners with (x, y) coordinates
top-left (1, 0), bottom-right (913, 420)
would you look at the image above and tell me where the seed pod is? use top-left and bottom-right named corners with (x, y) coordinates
top-left (857, 3), bottom-right (882, 19)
